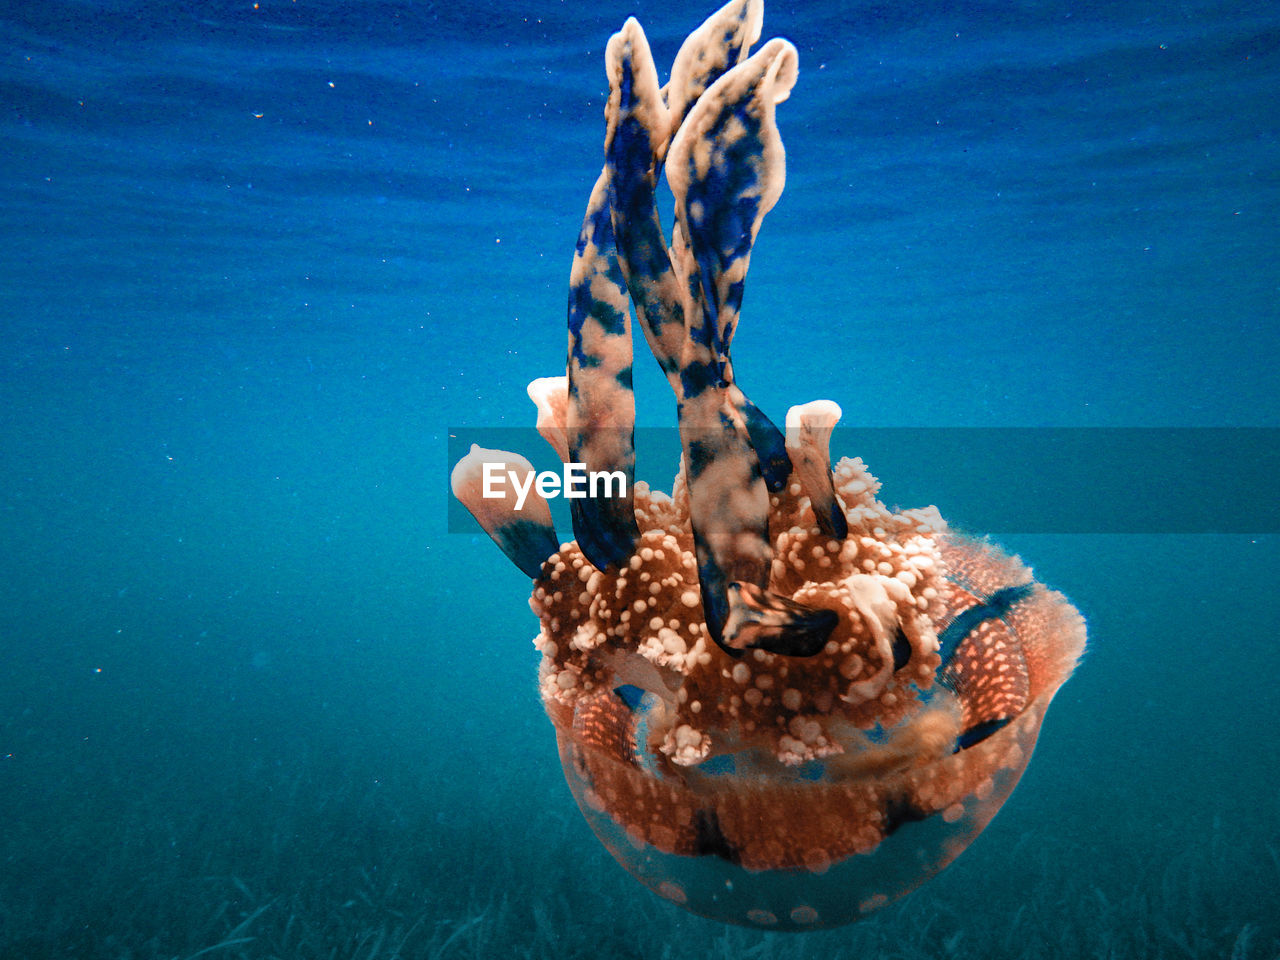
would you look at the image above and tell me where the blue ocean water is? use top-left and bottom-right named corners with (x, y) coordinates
top-left (1, 0), bottom-right (1277, 956)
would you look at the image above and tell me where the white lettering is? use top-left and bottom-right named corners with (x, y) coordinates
top-left (590, 469), bottom-right (627, 499)
top-left (482, 461), bottom-right (505, 500)
top-left (535, 470), bottom-right (561, 499)
top-left (563, 462), bottom-right (587, 498)
top-left (509, 468), bottom-right (535, 511)
top-left (481, 463), bottom-right (629, 509)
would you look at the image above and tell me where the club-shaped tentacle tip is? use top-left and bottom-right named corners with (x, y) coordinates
top-left (785, 400), bottom-right (848, 540)
top-left (605, 16), bottom-right (669, 157)
top-left (527, 376), bottom-right (570, 462)
top-left (762, 35), bottom-right (798, 105)
top-left (662, 0), bottom-right (764, 138)
top-left (451, 444), bottom-right (560, 579)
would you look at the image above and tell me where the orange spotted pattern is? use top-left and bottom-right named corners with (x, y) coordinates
top-left (939, 595), bottom-right (1032, 732)
top-left (531, 458), bottom-right (1085, 928)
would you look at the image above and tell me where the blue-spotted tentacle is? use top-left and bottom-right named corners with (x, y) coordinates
top-left (678, 392), bottom-right (774, 652)
top-left (667, 37), bottom-right (797, 367)
top-left (602, 20), bottom-right (687, 387)
top-left (565, 164), bottom-right (641, 570)
top-left (450, 445), bottom-right (560, 579)
top-left (662, 0), bottom-right (763, 136)
top-left (678, 388), bottom-right (833, 657)
top-left (606, 22), bottom-right (763, 652)
top-left (565, 7), bottom-right (768, 572)
top-left (734, 388), bottom-right (791, 493)
top-left (600, 17), bottom-right (832, 657)
top-left (667, 39), bottom-right (797, 492)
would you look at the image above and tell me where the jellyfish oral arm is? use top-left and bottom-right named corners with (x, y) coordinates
top-left (599, 16), bottom-right (835, 656)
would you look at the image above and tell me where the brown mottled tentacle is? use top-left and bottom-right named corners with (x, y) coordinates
top-left (604, 28), bottom-right (828, 655)
top-left (565, 141), bottom-right (640, 570)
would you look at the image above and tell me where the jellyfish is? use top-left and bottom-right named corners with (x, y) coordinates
top-left (451, 0), bottom-right (1085, 930)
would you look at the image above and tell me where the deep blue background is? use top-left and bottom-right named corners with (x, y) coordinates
top-left (2, 1), bottom-right (1277, 956)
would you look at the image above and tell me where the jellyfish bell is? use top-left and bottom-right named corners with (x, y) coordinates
top-left (523, 460), bottom-right (1084, 929)
top-left (449, 0), bottom-right (1085, 931)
